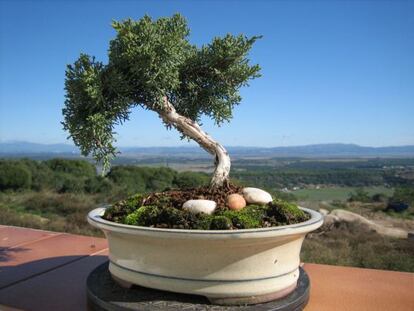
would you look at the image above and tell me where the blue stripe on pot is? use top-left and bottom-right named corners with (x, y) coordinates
top-left (110, 260), bottom-right (298, 283)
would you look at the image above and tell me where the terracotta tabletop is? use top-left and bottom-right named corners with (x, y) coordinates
top-left (0, 225), bottom-right (413, 311)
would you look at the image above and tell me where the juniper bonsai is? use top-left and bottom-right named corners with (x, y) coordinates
top-left (63, 14), bottom-right (260, 188)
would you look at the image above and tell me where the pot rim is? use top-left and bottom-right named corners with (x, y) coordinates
top-left (88, 206), bottom-right (323, 238)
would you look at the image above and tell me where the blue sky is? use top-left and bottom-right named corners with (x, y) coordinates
top-left (0, 0), bottom-right (413, 147)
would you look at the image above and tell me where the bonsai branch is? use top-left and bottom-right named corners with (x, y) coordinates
top-left (157, 97), bottom-right (231, 188)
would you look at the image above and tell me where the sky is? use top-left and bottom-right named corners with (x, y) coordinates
top-left (0, 0), bottom-right (413, 148)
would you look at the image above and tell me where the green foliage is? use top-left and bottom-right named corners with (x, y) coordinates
top-left (147, 168), bottom-right (176, 191)
top-left (84, 176), bottom-right (113, 193)
top-left (371, 193), bottom-right (388, 203)
top-left (109, 15), bottom-right (193, 108)
top-left (293, 186), bottom-right (393, 202)
top-left (233, 168), bottom-right (386, 190)
top-left (63, 14), bottom-right (260, 170)
top-left (173, 171), bottom-right (209, 188)
top-left (18, 159), bottom-right (54, 191)
top-left (272, 190), bottom-right (297, 202)
top-left (54, 173), bottom-right (85, 193)
top-left (45, 158), bottom-right (96, 178)
top-left (107, 166), bottom-right (177, 194)
top-left (0, 161), bottom-right (32, 190)
top-left (390, 186), bottom-right (414, 206)
top-left (348, 188), bottom-right (372, 203)
top-left (107, 166), bottom-right (147, 194)
top-left (0, 159), bottom-right (210, 195)
top-left (62, 55), bottom-right (120, 173)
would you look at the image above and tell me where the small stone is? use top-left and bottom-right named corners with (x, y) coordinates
top-left (182, 199), bottom-right (216, 215)
top-left (242, 187), bottom-right (272, 205)
top-left (226, 194), bottom-right (246, 211)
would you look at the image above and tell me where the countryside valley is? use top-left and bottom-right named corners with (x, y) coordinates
top-left (1, 151), bottom-right (413, 272)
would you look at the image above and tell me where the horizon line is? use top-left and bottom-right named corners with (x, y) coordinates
top-left (1, 140), bottom-right (414, 149)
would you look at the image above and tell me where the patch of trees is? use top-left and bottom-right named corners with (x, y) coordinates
top-left (347, 189), bottom-right (385, 203)
top-left (0, 161), bottom-right (32, 190)
top-left (0, 159), bottom-right (209, 194)
top-left (232, 168), bottom-right (385, 189)
top-left (389, 187), bottom-right (414, 207)
top-left (107, 166), bottom-right (209, 195)
top-left (1, 158), bottom-right (412, 196)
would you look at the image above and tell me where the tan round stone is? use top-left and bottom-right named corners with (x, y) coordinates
top-left (226, 194), bottom-right (246, 211)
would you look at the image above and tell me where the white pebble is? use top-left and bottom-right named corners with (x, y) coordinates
top-left (182, 200), bottom-right (217, 215)
top-left (242, 187), bottom-right (273, 205)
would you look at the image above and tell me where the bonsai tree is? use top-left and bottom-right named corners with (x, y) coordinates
top-left (63, 14), bottom-right (260, 188)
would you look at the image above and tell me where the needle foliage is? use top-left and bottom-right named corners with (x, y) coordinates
top-left (63, 14), bottom-right (261, 172)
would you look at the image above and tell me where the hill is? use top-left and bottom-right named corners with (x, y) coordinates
top-left (1, 142), bottom-right (414, 158)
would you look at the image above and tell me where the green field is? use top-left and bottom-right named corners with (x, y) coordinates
top-left (292, 186), bottom-right (394, 202)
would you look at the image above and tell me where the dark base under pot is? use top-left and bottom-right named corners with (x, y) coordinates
top-left (86, 262), bottom-right (310, 311)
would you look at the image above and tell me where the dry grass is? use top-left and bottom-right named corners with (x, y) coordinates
top-left (0, 191), bottom-right (104, 237)
top-left (301, 222), bottom-right (414, 272)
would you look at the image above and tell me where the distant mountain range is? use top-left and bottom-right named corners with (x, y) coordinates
top-left (1, 141), bottom-right (414, 158)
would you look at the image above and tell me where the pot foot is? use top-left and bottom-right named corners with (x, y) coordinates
top-left (110, 273), bottom-right (133, 289)
top-left (207, 282), bottom-right (297, 306)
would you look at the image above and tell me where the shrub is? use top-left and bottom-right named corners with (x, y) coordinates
top-left (348, 188), bottom-right (371, 203)
top-left (19, 159), bottom-right (54, 191)
top-left (173, 171), bottom-right (209, 188)
top-left (107, 166), bottom-right (149, 194)
top-left (53, 173), bottom-right (85, 193)
top-left (45, 159), bottom-right (96, 178)
top-left (147, 168), bottom-right (176, 192)
top-left (85, 176), bottom-right (113, 193)
top-left (0, 161), bottom-right (32, 191)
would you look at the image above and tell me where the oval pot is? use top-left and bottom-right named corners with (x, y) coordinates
top-left (88, 207), bottom-right (323, 305)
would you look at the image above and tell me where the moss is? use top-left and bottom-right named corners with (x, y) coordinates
top-left (216, 205), bottom-right (267, 229)
top-left (124, 205), bottom-right (213, 230)
top-left (107, 192), bottom-right (309, 230)
top-left (103, 193), bottom-right (145, 222)
top-left (158, 207), bottom-right (191, 228)
top-left (153, 195), bottom-right (174, 209)
top-left (266, 199), bottom-right (309, 225)
top-left (210, 216), bottom-right (232, 230)
top-left (124, 205), bottom-right (160, 226)
top-left (125, 194), bottom-right (145, 210)
top-left (190, 213), bottom-right (213, 230)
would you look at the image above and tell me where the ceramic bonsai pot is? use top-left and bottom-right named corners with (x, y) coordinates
top-left (87, 207), bottom-right (323, 305)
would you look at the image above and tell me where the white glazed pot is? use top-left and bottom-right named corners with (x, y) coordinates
top-left (88, 207), bottom-right (323, 305)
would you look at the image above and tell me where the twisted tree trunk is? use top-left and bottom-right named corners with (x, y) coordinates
top-left (157, 97), bottom-right (231, 188)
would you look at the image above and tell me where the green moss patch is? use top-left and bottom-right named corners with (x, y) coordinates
top-left (215, 204), bottom-right (267, 229)
top-left (266, 199), bottom-right (310, 225)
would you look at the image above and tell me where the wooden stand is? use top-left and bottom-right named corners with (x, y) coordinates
top-left (87, 262), bottom-right (310, 311)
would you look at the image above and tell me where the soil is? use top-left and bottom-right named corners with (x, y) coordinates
top-left (142, 183), bottom-right (242, 210)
